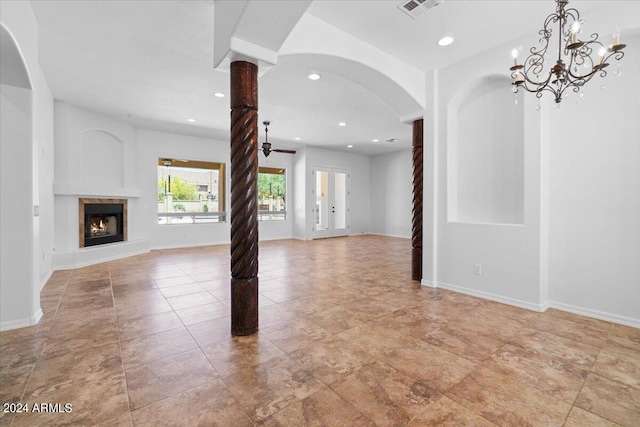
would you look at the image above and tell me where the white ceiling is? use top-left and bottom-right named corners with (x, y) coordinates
top-left (29, 0), bottom-right (621, 156)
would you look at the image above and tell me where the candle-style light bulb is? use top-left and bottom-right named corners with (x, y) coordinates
top-left (613, 30), bottom-right (620, 46)
top-left (511, 48), bottom-right (519, 66)
top-left (598, 46), bottom-right (606, 64)
top-left (570, 21), bottom-right (581, 44)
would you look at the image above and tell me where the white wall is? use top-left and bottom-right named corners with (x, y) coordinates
top-left (370, 149), bottom-right (411, 238)
top-left (52, 102), bottom-right (145, 268)
top-left (426, 5), bottom-right (640, 326)
top-left (433, 43), bottom-right (545, 311)
top-left (135, 129), bottom-right (230, 249)
top-left (35, 68), bottom-right (55, 288)
top-left (303, 147), bottom-right (371, 238)
top-left (135, 128), bottom-right (294, 249)
top-left (547, 33), bottom-right (640, 325)
top-left (258, 152), bottom-right (294, 241)
top-left (292, 149), bottom-right (307, 239)
top-left (0, 0), bottom-right (54, 330)
top-left (1, 84), bottom-right (35, 329)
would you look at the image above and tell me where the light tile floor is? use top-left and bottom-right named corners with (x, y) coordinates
top-left (1, 236), bottom-right (639, 426)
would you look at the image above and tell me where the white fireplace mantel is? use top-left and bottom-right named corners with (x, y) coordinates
top-left (53, 184), bottom-right (141, 198)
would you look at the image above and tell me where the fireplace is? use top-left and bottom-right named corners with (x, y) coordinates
top-left (79, 198), bottom-right (127, 248)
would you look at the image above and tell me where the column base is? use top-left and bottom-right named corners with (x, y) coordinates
top-left (411, 247), bottom-right (422, 281)
top-left (231, 276), bottom-right (258, 336)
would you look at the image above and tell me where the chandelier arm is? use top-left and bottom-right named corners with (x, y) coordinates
top-left (567, 38), bottom-right (596, 79)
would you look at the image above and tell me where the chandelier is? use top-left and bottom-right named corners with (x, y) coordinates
top-left (510, 0), bottom-right (626, 104)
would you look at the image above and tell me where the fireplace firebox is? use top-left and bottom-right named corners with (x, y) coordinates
top-left (79, 198), bottom-right (127, 248)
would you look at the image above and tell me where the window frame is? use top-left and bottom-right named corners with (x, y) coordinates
top-left (257, 166), bottom-right (287, 221)
top-left (157, 158), bottom-right (226, 224)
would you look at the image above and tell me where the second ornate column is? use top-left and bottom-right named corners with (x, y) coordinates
top-left (411, 119), bottom-right (423, 281)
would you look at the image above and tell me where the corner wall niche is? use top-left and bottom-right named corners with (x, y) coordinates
top-left (79, 198), bottom-right (127, 248)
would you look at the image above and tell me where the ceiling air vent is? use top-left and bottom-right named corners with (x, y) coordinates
top-left (398, 0), bottom-right (441, 19)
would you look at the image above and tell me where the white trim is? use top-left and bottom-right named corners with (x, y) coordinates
top-left (259, 235), bottom-right (294, 242)
top-left (368, 233), bottom-right (411, 239)
top-left (421, 279), bottom-right (437, 288)
top-left (151, 241), bottom-right (229, 251)
top-left (53, 239), bottom-right (150, 270)
top-left (39, 269), bottom-right (53, 292)
top-left (418, 280), bottom-right (639, 328)
top-left (53, 184), bottom-right (141, 198)
top-left (427, 280), bottom-right (548, 312)
top-left (399, 110), bottom-right (424, 124)
top-left (549, 301), bottom-right (640, 329)
top-left (0, 308), bottom-right (42, 332)
top-left (151, 235), bottom-right (295, 251)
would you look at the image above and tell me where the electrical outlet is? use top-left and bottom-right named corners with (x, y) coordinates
top-left (473, 264), bottom-right (482, 275)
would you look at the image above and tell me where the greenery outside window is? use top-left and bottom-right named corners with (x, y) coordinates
top-left (258, 167), bottom-right (286, 221)
top-left (157, 159), bottom-right (225, 224)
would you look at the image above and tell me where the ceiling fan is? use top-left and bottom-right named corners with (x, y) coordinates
top-left (261, 121), bottom-right (296, 157)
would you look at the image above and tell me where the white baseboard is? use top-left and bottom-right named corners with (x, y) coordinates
top-left (549, 301), bottom-right (640, 329)
top-left (420, 280), bottom-right (639, 327)
top-left (39, 269), bottom-right (54, 292)
top-left (423, 280), bottom-right (548, 312)
top-left (1, 308), bottom-right (43, 332)
top-left (152, 240), bottom-right (229, 251)
top-left (152, 235), bottom-right (296, 251)
top-left (53, 239), bottom-right (151, 270)
top-left (259, 235), bottom-right (294, 242)
top-left (368, 233), bottom-right (411, 239)
top-left (421, 279), bottom-right (437, 288)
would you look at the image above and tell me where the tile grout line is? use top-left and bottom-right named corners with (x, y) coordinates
top-left (12, 273), bottom-right (72, 427)
top-left (108, 265), bottom-right (135, 426)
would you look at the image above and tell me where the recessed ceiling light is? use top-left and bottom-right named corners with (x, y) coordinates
top-left (308, 73), bottom-right (321, 80)
top-left (372, 139), bottom-right (379, 142)
top-left (438, 36), bottom-right (454, 46)
top-left (347, 145), bottom-right (353, 148)
top-left (294, 137), bottom-right (301, 141)
top-left (338, 122), bottom-right (347, 127)
top-left (214, 92), bottom-right (225, 98)
top-left (187, 118), bottom-right (196, 123)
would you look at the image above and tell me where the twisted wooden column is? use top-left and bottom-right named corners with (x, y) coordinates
top-left (411, 119), bottom-right (423, 281)
top-left (230, 61), bottom-right (259, 336)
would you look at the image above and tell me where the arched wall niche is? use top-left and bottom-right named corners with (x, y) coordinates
top-left (447, 74), bottom-right (525, 225)
top-left (80, 129), bottom-right (125, 188)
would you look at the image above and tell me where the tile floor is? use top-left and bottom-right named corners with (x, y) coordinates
top-left (1, 236), bottom-right (639, 426)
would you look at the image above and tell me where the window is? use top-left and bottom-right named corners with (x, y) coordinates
top-left (258, 167), bottom-right (286, 221)
top-left (157, 159), bottom-right (225, 224)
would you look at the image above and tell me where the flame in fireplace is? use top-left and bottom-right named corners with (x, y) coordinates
top-left (90, 216), bottom-right (116, 237)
